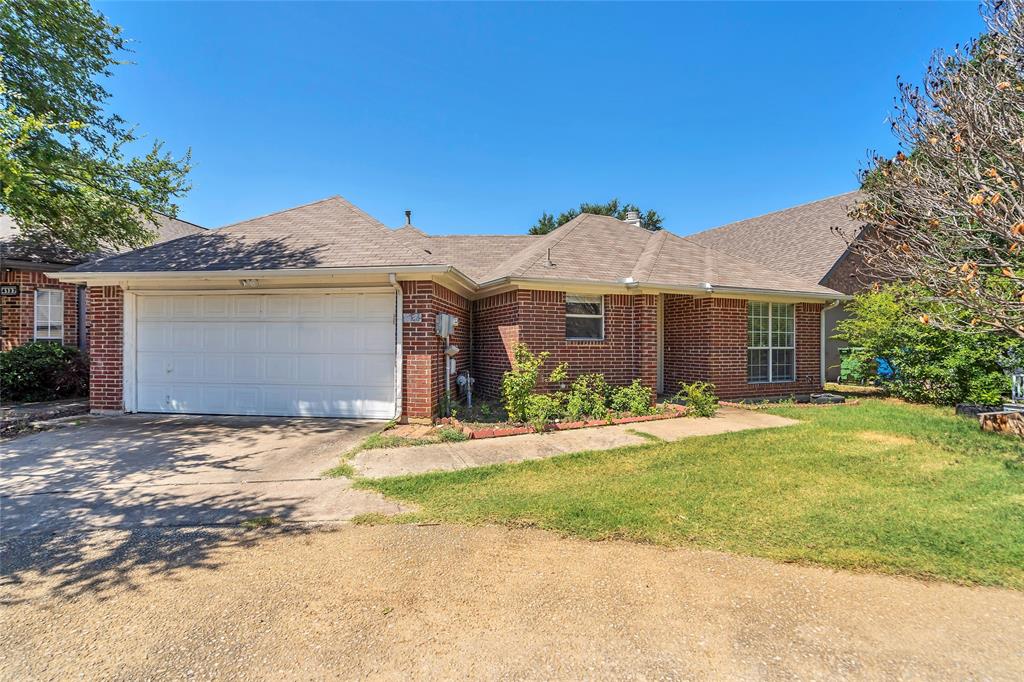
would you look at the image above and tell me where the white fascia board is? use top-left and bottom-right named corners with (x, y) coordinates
top-left (476, 277), bottom-right (849, 303)
top-left (52, 264), bottom-right (478, 289)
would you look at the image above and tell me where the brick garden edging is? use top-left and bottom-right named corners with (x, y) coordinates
top-left (439, 404), bottom-right (688, 440)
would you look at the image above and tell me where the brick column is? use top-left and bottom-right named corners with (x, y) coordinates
top-left (633, 294), bottom-right (659, 399)
top-left (87, 286), bottom-right (124, 412)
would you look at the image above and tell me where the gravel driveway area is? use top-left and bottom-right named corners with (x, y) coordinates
top-left (2, 524), bottom-right (1021, 680)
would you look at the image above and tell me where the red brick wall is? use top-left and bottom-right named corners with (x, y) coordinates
top-left (662, 294), bottom-right (823, 400)
top-left (87, 286), bottom-right (124, 411)
top-left (401, 281), bottom-right (470, 419)
top-left (471, 291), bottom-right (519, 400)
top-left (0, 268), bottom-right (80, 350)
top-left (471, 290), bottom-right (661, 400)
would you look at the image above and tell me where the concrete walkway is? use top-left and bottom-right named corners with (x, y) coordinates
top-left (353, 406), bottom-right (797, 478)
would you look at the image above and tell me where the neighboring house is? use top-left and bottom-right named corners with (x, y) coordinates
top-left (53, 196), bottom-right (848, 421)
top-left (689, 192), bottom-right (870, 381)
top-left (0, 214), bottom-right (205, 351)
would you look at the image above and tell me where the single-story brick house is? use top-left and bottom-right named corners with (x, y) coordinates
top-left (54, 195), bottom-right (850, 421)
top-left (689, 192), bottom-right (870, 381)
top-left (0, 214), bottom-right (205, 351)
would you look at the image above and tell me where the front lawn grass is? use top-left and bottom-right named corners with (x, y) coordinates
top-left (359, 399), bottom-right (1024, 589)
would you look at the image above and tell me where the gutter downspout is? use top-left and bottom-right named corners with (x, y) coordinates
top-left (820, 299), bottom-right (841, 387)
top-left (389, 274), bottom-right (403, 421)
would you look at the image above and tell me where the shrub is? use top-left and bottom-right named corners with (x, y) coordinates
top-left (0, 341), bottom-right (89, 402)
top-left (501, 344), bottom-right (567, 422)
top-left (836, 286), bottom-right (1017, 405)
top-left (609, 379), bottom-right (654, 416)
top-left (565, 373), bottom-right (610, 421)
top-left (437, 426), bottom-right (469, 442)
top-left (525, 393), bottom-right (563, 433)
top-left (676, 381), bottom-right (719, 418)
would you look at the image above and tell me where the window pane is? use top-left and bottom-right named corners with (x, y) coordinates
top-left (771, 303), bottom-right (794, 348)
top-left (748, 349), bottom-right (769, 382)
top-left (566, 296), bottom-right (602, 316)
top-left (566, 316), bottom-right (602, 339)
top-left (747, 302), bottom-right (769, 347)
top-left (772, 349), bottom-right (795, 381)
top-left (35, 290), bottom-right (64, 339)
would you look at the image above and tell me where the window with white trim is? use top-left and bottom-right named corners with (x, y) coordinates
top-left (748, 302), bottom-right (794, 382)
top-left (566, 294), bottom-right (604, 340)
top-left (34, 289), bottom-right (65, 341)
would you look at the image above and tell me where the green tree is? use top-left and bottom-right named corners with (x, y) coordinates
top-left (529, 198), bottom-right (663, 235)
top-left (836, 285), bottom-right (1018, 405)
top-left (0, 0), bottom-right (191, 254)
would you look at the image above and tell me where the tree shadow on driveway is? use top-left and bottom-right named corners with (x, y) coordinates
top-left (0, 414), bottom-right (381, 600)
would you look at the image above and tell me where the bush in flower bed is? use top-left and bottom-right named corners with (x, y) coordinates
top-left (489, 343), bottom-right (667, 434)
top-left (0, 341), bottom-right (89, 402)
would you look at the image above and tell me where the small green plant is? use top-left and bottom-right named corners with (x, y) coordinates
top-left (501, 344), bottom-right (567, 422)
top-left (676, 381), bottom-right (719, 418)
top-left (565, 373), bottom-right (610, 421)
top-left (525, 393), bottom-right (562, 433)
top-left (0, 341), bottom-right (89, 402)
top-left (240, 516), bottom-right (280, 529)
top-left (609, 379), bottom-right (655, 416)
top-left (437, 426), bottom-right (469, 442)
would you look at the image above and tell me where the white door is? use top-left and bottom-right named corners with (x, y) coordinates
top-left (134, 292), bottom-right (396, 419)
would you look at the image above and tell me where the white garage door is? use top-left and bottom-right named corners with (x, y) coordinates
top-left (134, 292), bottom-right (396, 419)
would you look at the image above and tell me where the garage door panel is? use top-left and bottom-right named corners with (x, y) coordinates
top-left (364, 322), bottom-right (395, 349)
top-left (360, 355), bottom-right (396, 386)
top-left (232, 356), bottom-right (263, 382)
top-left (134, 293), bottom-right (397, 418)
top-left (201, 325), bottom-right (231, 352)
top-left (329, 296), bottom-right (357, 317)
top-left (232, 326), bottom-right (264, 352)
top-left (362, 295), bottom-right (394, 319)
top-left (139, 296), bottom-right (169, 319)
top-left (232, 296), bottom-right (261, 319)
top-left (202, 355), bottom-right (232, 381)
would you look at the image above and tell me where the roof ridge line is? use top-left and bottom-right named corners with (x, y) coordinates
top-left (629, 230), bottom-right (668, 283)
top-left (690, 189), bottom-right (861, 237)
top-left (217, 195), bottom-right (344, 231)
top-left (418, 233), bottom-right (542, 239)
top-left (508, 213), bottom-right (591, 278)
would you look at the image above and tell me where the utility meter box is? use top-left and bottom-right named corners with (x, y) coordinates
top-left (435, 313), bottom-right (458, 339)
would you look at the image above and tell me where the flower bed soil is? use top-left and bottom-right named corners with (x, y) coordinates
top-left (439, 404), bottom-right (688, 440)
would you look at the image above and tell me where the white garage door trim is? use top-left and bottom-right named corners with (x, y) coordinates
top-left (123, 284), bottom-right (399, 417)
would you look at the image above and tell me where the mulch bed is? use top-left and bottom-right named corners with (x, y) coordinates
top-left (439, 404), bottom-right (688, 440)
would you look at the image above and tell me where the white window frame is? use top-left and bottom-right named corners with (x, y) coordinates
top-left (747, 302), bottom-right (795, 383)
top-left (34, 289), bottom-right (65, 341)
top-left (565, 294), bottom-right (604, 341)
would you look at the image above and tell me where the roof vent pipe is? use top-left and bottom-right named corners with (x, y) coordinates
top-left (546, 248), bottom-right (555, 267)
top-left (625, 210), bottom-right (641, 228)
top-left (404, 210), bottom-right (412, 225)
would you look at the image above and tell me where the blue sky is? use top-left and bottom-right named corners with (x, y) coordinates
top-left (98, 1), bottom-right (981, 235)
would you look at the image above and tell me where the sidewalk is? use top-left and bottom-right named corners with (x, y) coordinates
top-left (352, 406), bottom-right (797, 478)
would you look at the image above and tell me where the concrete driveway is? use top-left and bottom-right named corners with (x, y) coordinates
top-left (0, 415), bottom-right (405, 537)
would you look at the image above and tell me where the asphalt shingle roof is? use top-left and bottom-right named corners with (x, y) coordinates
top-left (687, 191), bottom-right (864, 285)
top-left (62, 194), bottom-right (844, 297)
top-left (0, 212), bottom-right (205, 266)
top-left (68, 196), bottom-right (433, 273)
